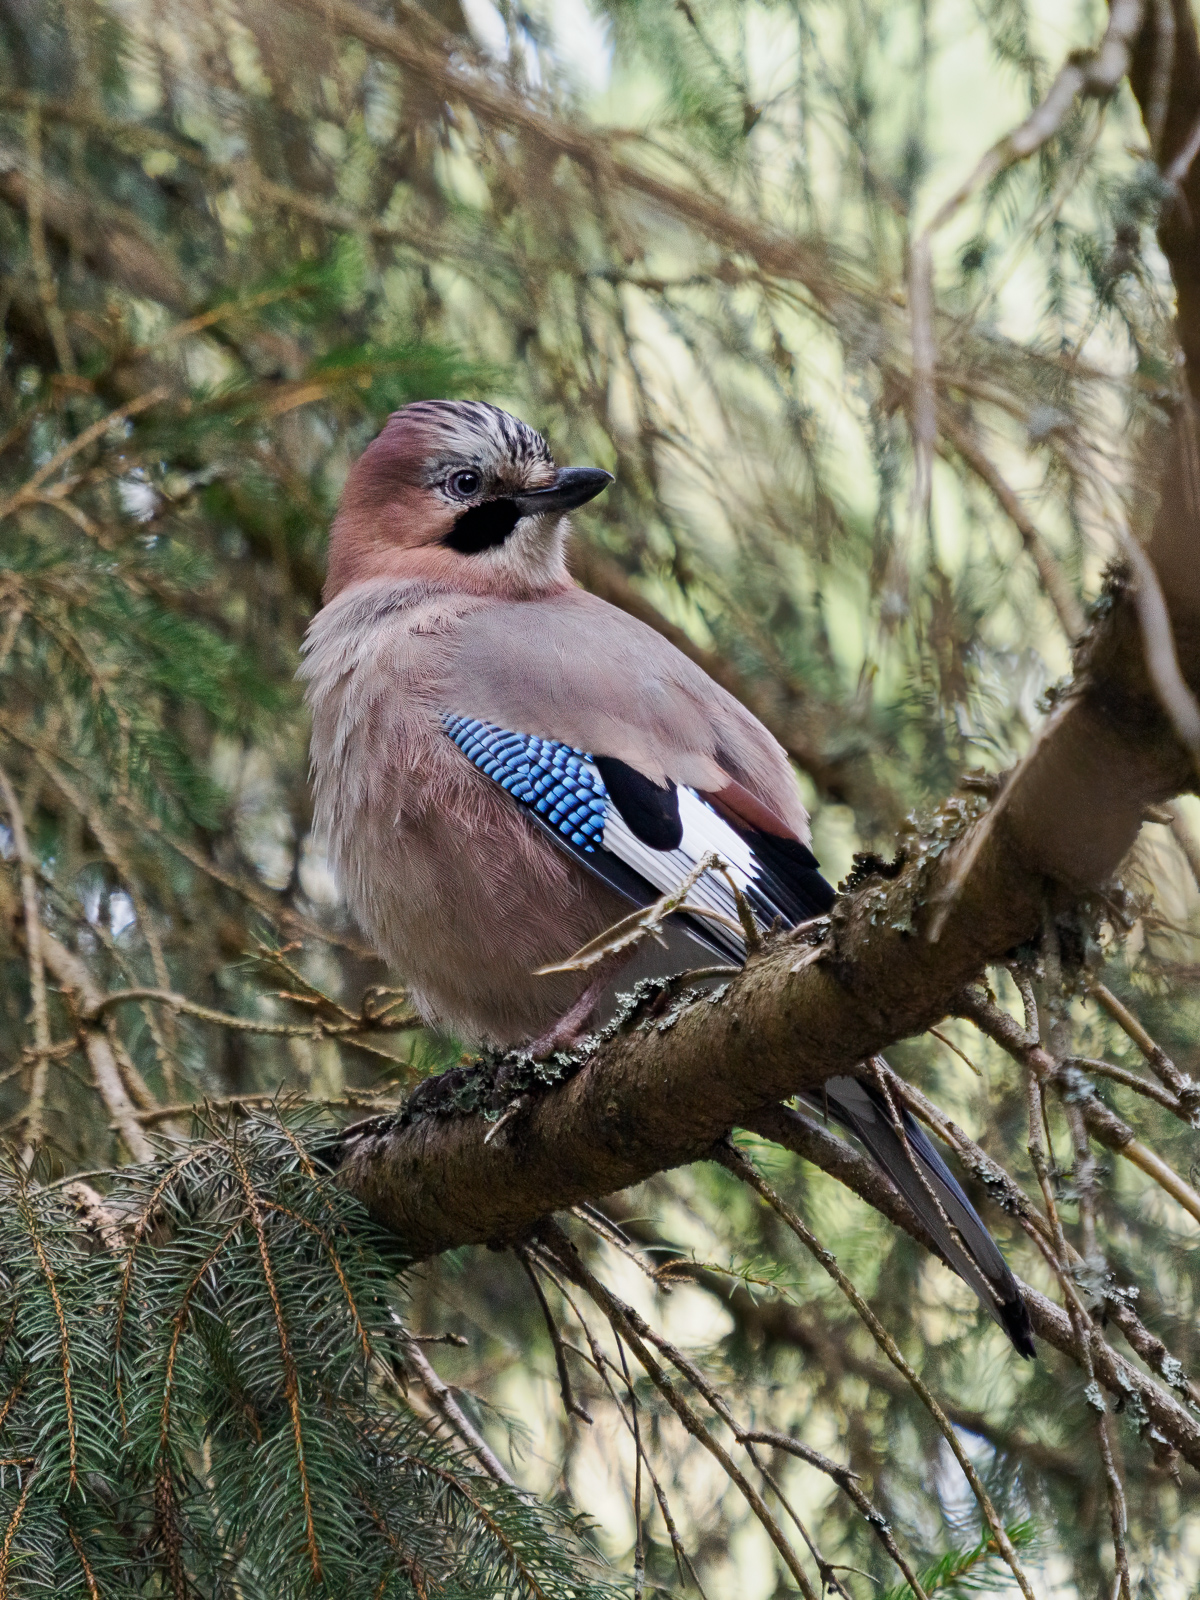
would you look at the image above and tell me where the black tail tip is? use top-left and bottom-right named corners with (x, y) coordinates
top-left (1001, 1291), bottom-right (1036, 1359)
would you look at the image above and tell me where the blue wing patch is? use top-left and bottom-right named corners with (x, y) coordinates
top-left (442, 713), bottom-right (833, 962)
top-left (442, 715), bottom-right (608, 852)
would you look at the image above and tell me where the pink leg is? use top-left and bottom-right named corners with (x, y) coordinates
top-left (523, 952), bottom-right (633, 1058)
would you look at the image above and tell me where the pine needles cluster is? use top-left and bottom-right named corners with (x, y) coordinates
top-left (0, 1115), bottom-right (621, 1598)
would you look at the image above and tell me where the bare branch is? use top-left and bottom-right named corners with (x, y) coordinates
top-left (740, 1430), bottom-right (930, 1600)
top-left (537, 1223), bottom-right (823, 1600)
top-left (0, 760), bottom-right (51, 1163)
top-left (958, 987), bottom-right (1200, 1226)
top-left (716, 1143), bottom-right (1037, 1600)
top-left (87, 985), bottom-right (418, 1039)
top-left (516, 1250), bottom-right (593, 1425)
top-left (1090, 981), bottom-right (1199, 1107)
top-left (398, 1336), bottom-right (516, 1489)
top-left (746, 1098), bottom-right (1200, 1452)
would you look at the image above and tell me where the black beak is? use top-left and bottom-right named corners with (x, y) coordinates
top-left (511, 467), bottom-right (613, 517)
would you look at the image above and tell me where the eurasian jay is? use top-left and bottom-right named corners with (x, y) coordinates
top-left (301, 400), bottom-right (1034, 1357)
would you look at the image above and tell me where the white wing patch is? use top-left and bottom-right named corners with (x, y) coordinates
top-left (599, 783), bottom-right (770, 959)
top-left (437, 715), bottom-right (827, 962)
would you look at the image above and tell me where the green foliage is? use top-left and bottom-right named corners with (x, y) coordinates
top-left (0, 1116), bottom-right (621, 1597)
top-left (881, 1519), bottom-right (1039, 1600)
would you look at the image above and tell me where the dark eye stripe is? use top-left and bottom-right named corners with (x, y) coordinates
top-left (444, 499), bottom-right (521, 554)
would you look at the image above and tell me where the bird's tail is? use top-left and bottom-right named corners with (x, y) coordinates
top-left (800, 1061), bottom-right (1035, 1358)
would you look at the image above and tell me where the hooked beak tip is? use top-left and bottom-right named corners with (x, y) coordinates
top-left (512, 466), bottom-right (614, 517)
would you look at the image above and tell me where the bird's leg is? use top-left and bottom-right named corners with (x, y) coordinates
top-left (523, 953), bottom-right (633, 1059)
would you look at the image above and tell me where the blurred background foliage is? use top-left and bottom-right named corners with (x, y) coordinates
top-left (0, 0), bottom-right (1198, 1593)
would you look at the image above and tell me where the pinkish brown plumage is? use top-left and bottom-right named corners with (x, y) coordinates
top-left (323, 402), bottom-right (562, 603)
top-left (303, 400), bottom-right (811, 1040)
top-left (300, 399), bottom-right (1035, 1356)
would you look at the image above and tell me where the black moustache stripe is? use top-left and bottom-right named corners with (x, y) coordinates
top-left (444, 499), bottom-right (522, 554)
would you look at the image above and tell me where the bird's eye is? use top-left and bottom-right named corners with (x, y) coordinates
top-left (446, 470), bottom-right (481, 500)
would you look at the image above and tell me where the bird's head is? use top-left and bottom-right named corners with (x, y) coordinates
top-left (323, 401), bottom-right (613, 602)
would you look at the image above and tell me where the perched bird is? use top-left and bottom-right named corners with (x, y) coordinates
top-left (301, 400), bottom-right (1034, 1357)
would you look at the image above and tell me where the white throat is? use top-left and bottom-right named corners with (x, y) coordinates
top-left (475, 511), bottom-right (570, 591)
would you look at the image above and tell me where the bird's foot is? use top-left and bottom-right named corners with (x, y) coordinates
top-left (522, 968), bottom-right (617, 1059)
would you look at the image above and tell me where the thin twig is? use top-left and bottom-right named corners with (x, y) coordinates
top-left (533, 852), bottom-right (727, 975)
top-left (929, 1024), bottom-right (984, 1077)
top-left (128, 1089), bottom-right (402, 1129)
top-left (1026, 1034), bottom-right (1131, 1600)
top-left (740, 1430), bottom-right (930, 1600)
top-left (1164, 106), bottom-right (1200, 187)
top-left (614, 1337), bottom-right (645, 1600)
top-left (0, 761), bottom-right (51, 1165)
top-left (550, 1278), bottom-right (705, 1595)
top-left (569, 1205), bottom-right (665, 1286)
top-left (1060, 1056), bottom-right (1186, 1117)
top-left (958, 987), bottom-right (1200, 1224)
top-left (1090, 981), bottom-right (1197, 1104)
top-left (716, 1143), bottom-right (1038, 1600)
top-left (516, 1249), bottom-right (593, 1424)
top-left (21, 1192), bottom-right (77, 1490)
top-left (87, 984), bottom-right (417, 1037)
top-left (1147, 0), bottom-right (1177, 158)
top-left (399, 1335), bottom-right (516, 1487)
top-left (870, 1056), bottom-right (978, 1282)
top-left (558, 1232), bottom-right (845, 1590)
top-left (537, 1224), bottom-right (822, 1600)
top-left (767, 1063), bottom-right (1200, 1421)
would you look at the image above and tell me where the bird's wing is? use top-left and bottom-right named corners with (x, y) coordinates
top-left (438, 588), bottom-right (833, 954)
top-left (443, 588), bottom-right (813, 838)
top-left (441, 716), bottom-right (832, 963)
